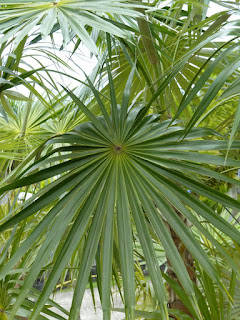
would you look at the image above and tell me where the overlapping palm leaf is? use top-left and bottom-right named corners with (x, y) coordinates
top-left (0, 278), bottom-right (69, 320)
top-left (0, 67), bottom-right (240, 320)
top-left (0, 36), bottom-right (73, 128)
top-left (0, 37), bottom-right (98, 182)
top-left (99, 4), bottom-right (240, 123)
top-left (0, 37), bottom-right (47, 124)
top-left (131, 209), bottom-right (240, 320)
top-left (0, 0), bottom-right (144, 55)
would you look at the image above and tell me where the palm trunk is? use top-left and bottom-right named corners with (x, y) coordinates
top-left (166, 211), bottom-right (196, 319)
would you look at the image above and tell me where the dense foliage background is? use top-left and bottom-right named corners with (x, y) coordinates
top-left (0, 1), bottom-right (240, 319)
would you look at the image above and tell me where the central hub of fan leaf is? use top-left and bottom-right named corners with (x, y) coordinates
top-left (113, 145), bottom-right (123, 154)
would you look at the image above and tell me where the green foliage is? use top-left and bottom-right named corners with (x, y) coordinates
top-left (0, 1), bottom-right (240, 319)
top-left (0, 0), bottom-right (143, 53)
top-left (1, 68), bottom-right (240, 319)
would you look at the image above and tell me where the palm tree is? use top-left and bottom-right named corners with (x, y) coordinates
top-left (0, 1), bottom-right (240, 319)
